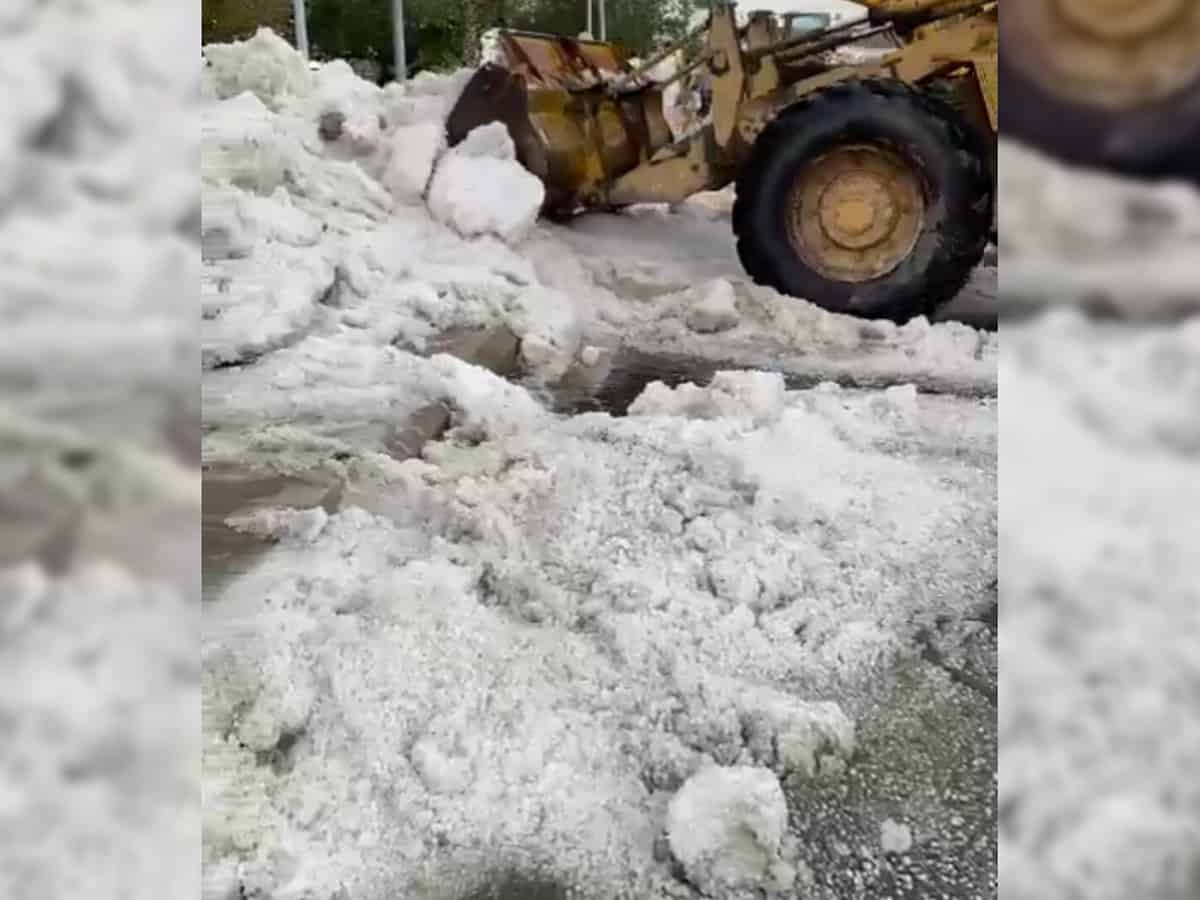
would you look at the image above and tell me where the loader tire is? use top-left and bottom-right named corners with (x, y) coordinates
top-left (1000, 53), bottom-right (1200, 181)
top-left (732, 79), bottom-right (992, 323)
top-left (1000, 0), bottom-right (1200, 181)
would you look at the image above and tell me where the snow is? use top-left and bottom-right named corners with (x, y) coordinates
top-left (628, 370), bottom-right (787, 423)
top-left (428, 124), bottom-right (546, 244)
top-left (203, 28), bottom-right (315, 111)
top-left (0, 561), bottom-right (199, 900)
top-left (667, 766), bottom-right (792, 897)
top-left (200, 30), bottom-right (997, 900)
top-left (1000, 141), bottom-right (1200, 319)
top-left (379, 122), bottom-right (444, 204)
top-left (880, 818), bottom-right (913, 855)
top-left (1001, 312), bottom-right (1200, 900)
top-left (1000, 138), bottom-right (1200, 900)
top-left (201, 363), bottom-right (992, 898)
top-left (1, 2), bottom-right (202, 897)
top-left (685, 278), bottom-right (741, 333)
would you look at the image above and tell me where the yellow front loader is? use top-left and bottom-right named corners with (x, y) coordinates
top-left (448, 0), bottom-right (997, 322)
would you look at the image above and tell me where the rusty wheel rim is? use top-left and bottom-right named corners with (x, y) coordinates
top-left (787, 144), bottom-right (925, 284)
top-left (1004, 0), bottom-right (1200, 109)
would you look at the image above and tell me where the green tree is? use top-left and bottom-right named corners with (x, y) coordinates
top-left (210, 0), bottom-right (691, 80)
top-left (308, 0), bottom-right (469, 79)
top-left (462, 0), bottom-right (493, 66)
top-left (202, 0), bottom-right (293, 45)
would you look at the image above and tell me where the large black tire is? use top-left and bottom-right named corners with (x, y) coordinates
top-left (1000, 54), bottom-right (1200, 182)
top-left (732, 79), bottom-right (992, 323)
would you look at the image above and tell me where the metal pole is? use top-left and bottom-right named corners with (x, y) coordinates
top-left (393, 0), bottom-right (407, 82)
top-left (586, 0), bottom-right (593, 36)
top-left (292, 0), bottom-right (309, 57)
top-left (599, 0), bottom-right (606, 40)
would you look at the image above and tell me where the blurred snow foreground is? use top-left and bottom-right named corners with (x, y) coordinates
top-left (1001, 141), bottom-right (1200, 900)
top-left (201, 29), bottom-right (996, 900)
top-left (0, 2), bottom-right (199, 900)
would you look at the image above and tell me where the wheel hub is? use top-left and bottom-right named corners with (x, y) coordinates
top-left (788, 145), bottom-right (924, 284)
top-left (1005, 0), bottom-right (1200, 109)
top-left (1057, 0), bottom-right (1184, 39)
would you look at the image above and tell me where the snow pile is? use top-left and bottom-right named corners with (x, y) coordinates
top-left (202, 363), bottom-right (993, 898)
top-left (202, 28), bottom-right (315, 110)
top-left (1, 0), bottom-right (198, 445)
top-left (667, 766), bottom-right (793, 897)
top-left (200, 31), bottom-right (581, 396)
top-left (1, 6), bottom-right (201, 900)
top-left (0, 562), bottom-right (199, 900)
top-left (1000, 137), bottom-right (1200, 900)
top-left (1001, 311), bottom-right (1200, 900)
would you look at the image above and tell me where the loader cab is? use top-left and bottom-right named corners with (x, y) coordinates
top-left (782, 12), bottom-right (832, 36)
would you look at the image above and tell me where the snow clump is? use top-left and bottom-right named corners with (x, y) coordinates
top-left (629, 370), bottom-right (788, 424)
top-left (667, 765), bottom-right (795, 897)
top-left (428, 122), bottom-right (546, 244)
top-left (685, 278), bottom-right (741, 333)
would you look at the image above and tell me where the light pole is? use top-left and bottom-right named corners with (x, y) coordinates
top-left (586, 0), bottom-right (593, 36)
top-left (292, 0), bottom-right (309, 57)
top-left (599, 0), bottom-right (606, 40)
top-left (393, 0), bottom-right (407, 82)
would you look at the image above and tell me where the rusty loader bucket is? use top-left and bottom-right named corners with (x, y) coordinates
top-left (445, 30), bottom-right (675, 215)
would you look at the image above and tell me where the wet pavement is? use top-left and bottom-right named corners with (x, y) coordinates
top-left (201, 466), bottom-right (340, 603)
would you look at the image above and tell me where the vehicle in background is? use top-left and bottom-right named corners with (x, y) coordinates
top-left (449, 1), bottom-right (997, 323)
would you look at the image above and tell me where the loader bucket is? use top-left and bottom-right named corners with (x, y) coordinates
top-left (490, 29), bottom-right (631, 89)
top-left (446, 30), bottom-right (675, 215)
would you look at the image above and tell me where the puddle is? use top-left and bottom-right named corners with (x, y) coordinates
top-left (573, 348), bottom-right (725, 415)
top-left (201, 465), bottom-right (340, 603)
top-left (551, 346), bottom-right (994, 417)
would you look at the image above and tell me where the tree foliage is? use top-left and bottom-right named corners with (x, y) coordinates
top-left (202, 0), bottom-right (293, 45)
top-left (205, 0), bottom-right (711, 81)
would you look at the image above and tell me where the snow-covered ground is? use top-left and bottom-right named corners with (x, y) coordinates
top-left (200, 29), bottom-right (997, 900)
top-left (1001, 142), bottom-right (1200, 320)
top-left (1000, 142), bottom-right (1200, 900)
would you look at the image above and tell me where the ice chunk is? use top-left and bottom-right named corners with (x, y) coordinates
top-left (427, 127), bottom-right (545, 244)
top-left (380, 122), bottom-right (445, 205)
top-left (686, 278), bottom-right (740, 333)
top-left (225, 506), bottom-right (330, 543)
top-left (628, 370), bottom-right (787, 423)
top-left (454, 121), bottom-right (517, 160)
top-left (881, 818), bottom-right (913, 854)
top-left (667, 765), bottom-right (791, 896)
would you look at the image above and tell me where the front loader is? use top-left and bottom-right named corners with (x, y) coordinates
top-left (448, 1), bottom-right (997, 323)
